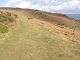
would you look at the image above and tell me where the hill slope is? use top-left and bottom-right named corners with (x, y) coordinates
top-left (0, 8), bottom-right (80, 60)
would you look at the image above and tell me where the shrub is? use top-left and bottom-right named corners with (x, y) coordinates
top-left (0, 24), bottom-right (8, 33)
top-left (0, 11), bottom-right (17, 24)
top-left (0, 11), bottom-right (17, 33)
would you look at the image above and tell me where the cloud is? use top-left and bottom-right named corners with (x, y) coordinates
top-left (0, 0), bottom-right (80, 14)
top-left (48, 0), bottom-right (80, 14)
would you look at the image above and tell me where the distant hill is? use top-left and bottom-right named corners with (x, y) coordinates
top-left (0, 7), bottom-right (80, 60)
top-left (66, 14), bottom-right (80, 19)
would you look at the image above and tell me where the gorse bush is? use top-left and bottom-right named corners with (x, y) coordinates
top-left (0, 11), bottom-right (17, 23)
top-left (0, 24), bottom-right (8, 33)
top-left (0, 11), bottom-right (17, 33)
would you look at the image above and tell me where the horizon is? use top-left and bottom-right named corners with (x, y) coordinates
top-left (0, 7), bottom-right (80, 19)
top-left (0, 0), bottom-right (80, 14)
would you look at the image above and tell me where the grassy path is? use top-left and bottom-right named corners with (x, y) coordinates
top-left (0, 11), bottom-right (80, 60)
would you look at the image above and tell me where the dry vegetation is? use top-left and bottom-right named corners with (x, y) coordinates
top-left (0, 8), bottom-right (80, 60)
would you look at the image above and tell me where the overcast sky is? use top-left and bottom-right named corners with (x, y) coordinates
top-left (0, 0), bottom-right (80, 14)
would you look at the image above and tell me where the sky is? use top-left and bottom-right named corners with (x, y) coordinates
top-left (0, 0), bottom-right (80, 14)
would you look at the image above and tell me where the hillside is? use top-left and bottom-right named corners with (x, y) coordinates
top-left (0, 7), bottom-right (80, 60)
